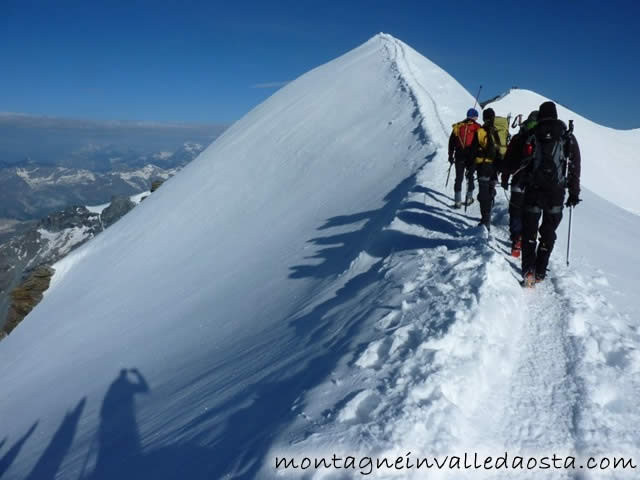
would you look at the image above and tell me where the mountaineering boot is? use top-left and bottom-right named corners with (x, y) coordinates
top-left (465, 194), bottom-right (474, 206)
top-left (523, 270), bottom-right (536, 288)
top-left (535, 272), bottom-right (546, 283)
top-left (453, 190), bottom-right (462, 209)
top-left (477, 220), bottom-right (490, 232)
top-left (511, 235), bottom-right (522, 258)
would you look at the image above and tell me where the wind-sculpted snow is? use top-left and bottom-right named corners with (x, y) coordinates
top-left (1, 34), bottom-right (639, 480)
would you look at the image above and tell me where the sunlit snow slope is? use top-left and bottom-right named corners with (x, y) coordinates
top-left (0, 34), bottom-right (470, 479)
top-left (1, 34), bottom-right (639, 480)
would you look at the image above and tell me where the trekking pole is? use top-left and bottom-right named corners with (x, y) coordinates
top-left (472, 85), bottom-right (483, 110)
top-left (445, 163), bottom-right (452, 187)
top-left (464, 172), bottom-right (473, 213)
top-left (502, 185), bottom-right (510, 203)
top-left (566, 206), bottom-right (573, 266)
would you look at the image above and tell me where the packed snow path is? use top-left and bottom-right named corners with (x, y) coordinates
top-left (1, 34), bottom-right (639, 480)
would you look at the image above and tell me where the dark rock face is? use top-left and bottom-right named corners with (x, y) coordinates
top-left (4, 266), bottom-right (55, 335)
top-left (102, 196), bottom-right (136, 228)
top-left (150, 179), bottom-right (165, 192)
top-left (40, 206), bottom-right (103, 233)
top-left (0, 207), bottom-right (103, 334)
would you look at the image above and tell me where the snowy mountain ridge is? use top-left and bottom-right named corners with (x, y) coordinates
top-left (0, 33), bottom-right (639, 480)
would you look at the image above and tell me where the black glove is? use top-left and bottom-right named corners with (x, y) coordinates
top-left (566, 194), bottom-right (581, 207)
top-left (448, 155), bottom-right (454, 165)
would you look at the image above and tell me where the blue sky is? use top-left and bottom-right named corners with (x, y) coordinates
top-left (1, 0), bottom-right (638, 128)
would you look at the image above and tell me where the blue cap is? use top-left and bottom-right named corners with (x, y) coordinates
top-left (466, 108), bottom-right (479, 119)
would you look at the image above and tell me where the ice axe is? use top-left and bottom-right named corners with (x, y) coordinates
top-left (445, 163), bottom-right (452, 187)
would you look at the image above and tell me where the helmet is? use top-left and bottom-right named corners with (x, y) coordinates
top-left (466, 108), bottom-right (479, 119)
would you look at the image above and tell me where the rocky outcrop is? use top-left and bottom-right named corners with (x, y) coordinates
top-left (101, 196), bottom-right (136, 228)
top-left (150, 179), bottom-right (164, 192)
top-left (140, 178), bottom-right (165, 202)
top-left (0, 207), bottom-right (102, 334)
top-left (40, 206), bottom-right (103, 234)
top-left (4, 266), bottom-right (54, 335)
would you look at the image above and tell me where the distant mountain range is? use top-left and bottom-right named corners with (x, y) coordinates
top-left (0, 113), bottom-right (225, 169)
top-left (0, 145), bottom-right (196, 219)
top-left (0, 113), bottom-right (225, 219)
top-left (0, 142), bottom-right (217, 221)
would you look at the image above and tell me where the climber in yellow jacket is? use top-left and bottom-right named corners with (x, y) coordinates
top-left (470, 108), bottom-right (508, 231)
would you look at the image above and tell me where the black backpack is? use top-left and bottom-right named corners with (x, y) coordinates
top-left (525, 120), bottom-right (569, 190)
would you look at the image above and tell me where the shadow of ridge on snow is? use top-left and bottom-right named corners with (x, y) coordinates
top-left (4, 168), bottom-right (503, 480)
top-left (167, 259), bottom-right (389, 479)
top-left (10, 264), bottom-right (396, 480)
top-left (163, 163), bottom-right (461, 478)
top-left (289, 153), bottom-right (468, 280)
top-left (289, 168), bottom-right (423, 279)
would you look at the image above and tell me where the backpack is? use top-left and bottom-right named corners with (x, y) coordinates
top-left (452, 120), bottom-right (480, 150)
top-left (525, 120), bottom-right (569, 189)
top-left (493, 116), bottom-right (510, 157)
